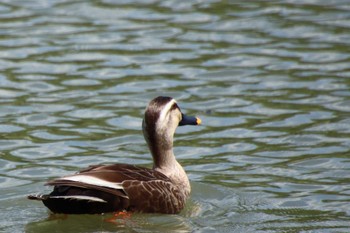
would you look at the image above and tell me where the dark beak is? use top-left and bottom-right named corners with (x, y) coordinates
top-left (179, 113), bottom-right (201, 126)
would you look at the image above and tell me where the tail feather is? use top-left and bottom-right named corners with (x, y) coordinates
top-left (28, 194), bottom-right (107, 203)
top-left (49, 195), bottom-right (107, 203)
top-left (27, 194), bottom-right (49, 201)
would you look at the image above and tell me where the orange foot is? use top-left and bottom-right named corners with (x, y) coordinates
top-left (105, 211), bottom-right (132, 224)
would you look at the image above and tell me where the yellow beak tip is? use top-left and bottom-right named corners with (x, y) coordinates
top-left (196, 117), bottom-right (202, 125)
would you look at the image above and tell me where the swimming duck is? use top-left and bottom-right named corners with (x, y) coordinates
top-left (28, 96), bottom-right (201, 214)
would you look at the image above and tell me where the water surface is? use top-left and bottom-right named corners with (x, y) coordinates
top-left (1, 0), bottom-right (350, 232)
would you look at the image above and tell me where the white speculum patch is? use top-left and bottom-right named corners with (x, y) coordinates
top-left (61, 175), bottom-right (124, 190)
top-left (50, 195), bottom-right (107, 203)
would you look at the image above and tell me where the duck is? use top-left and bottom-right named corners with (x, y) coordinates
top-left (28, 96), bottom-right (201, 214)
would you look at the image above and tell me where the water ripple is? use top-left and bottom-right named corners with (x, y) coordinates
top-left (0, 0), bottom-right (350, 232)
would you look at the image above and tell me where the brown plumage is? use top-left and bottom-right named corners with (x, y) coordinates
top-left (28, 96), bottom-right (201, 214)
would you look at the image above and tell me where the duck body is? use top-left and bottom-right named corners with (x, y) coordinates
top-left (33, 164), bottom-right (187, 214)
top-left (28, 96), bottom-right (201, 214)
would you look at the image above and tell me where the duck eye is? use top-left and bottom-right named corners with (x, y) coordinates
top-left (170, 103), bottom-right (180, 112)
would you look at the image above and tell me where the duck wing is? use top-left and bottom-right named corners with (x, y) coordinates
top-left (31, 164), bottom-right (181, 214)
top-left (46, 164), bottom-right (170, 199)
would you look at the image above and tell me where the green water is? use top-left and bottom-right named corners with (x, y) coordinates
top-left (1, 0), bottom-right (350, 232)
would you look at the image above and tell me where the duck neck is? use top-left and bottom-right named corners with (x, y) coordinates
top-left (148, 134), bottom-right (176, 171)
top-left (149, 138), bottom-right (190, 196)
top-left (143, 121), bottom-right (190, 196)
top-left (152, 148), bottom-right (176, 170)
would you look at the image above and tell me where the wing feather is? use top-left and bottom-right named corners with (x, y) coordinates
top-left (45, 164), bottom-right (170, 200)
top-left (46, 179), bottom-right (128, 198)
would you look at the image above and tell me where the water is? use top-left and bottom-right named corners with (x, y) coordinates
top-left (1, 0), bottom-right (350, 232)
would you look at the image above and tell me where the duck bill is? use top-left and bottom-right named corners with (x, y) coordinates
top-left (179, 113), bottom-right (201, 126)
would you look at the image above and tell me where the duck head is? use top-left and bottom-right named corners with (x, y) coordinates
top-left (142, 96), bottom-right (201, 168)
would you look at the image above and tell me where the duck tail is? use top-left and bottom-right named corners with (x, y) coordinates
top-left (27, 194), bottom-right (49, 201)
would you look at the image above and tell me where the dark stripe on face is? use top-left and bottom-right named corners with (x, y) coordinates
top-left (171, 102), bottom-right (180, 112)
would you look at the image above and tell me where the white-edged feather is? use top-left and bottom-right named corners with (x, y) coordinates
top-left (61, 175), bottom-right (124, 190)
top-left (49, 195), bottom-right (107, 203)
